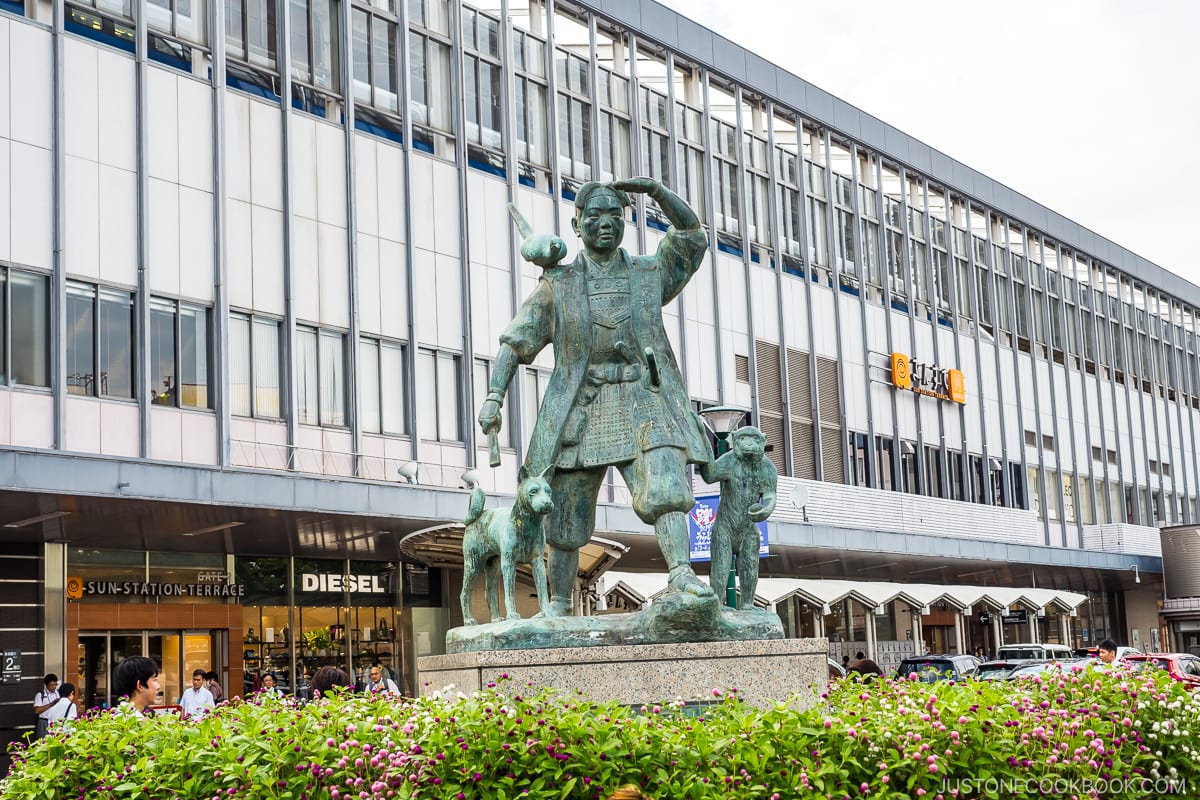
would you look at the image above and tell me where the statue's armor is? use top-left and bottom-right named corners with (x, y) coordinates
top-left (556, 255), bottom-right (683, 470)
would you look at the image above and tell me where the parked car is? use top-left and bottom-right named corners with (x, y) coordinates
top-left (1125, 653), bottom-right (1200, 690)
top-left (975, 659), bottom-right (1041, 681)
top-left (1006, 660), bottom-right (1084, 680)
top-left (895, 654), bottom-right (980, 682)
top-left (1073, 645), bottom-right (1141, 661)
top-left (996, 643), bottom-right (1075, 661)
top-left (827, 658), bottom-right (847, 681)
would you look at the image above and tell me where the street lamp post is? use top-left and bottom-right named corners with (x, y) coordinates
top-left (697, 405), bottom-right (749, 609)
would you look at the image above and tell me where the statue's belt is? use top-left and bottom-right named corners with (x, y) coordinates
top-left (585, 363), bottom-right (642, 385)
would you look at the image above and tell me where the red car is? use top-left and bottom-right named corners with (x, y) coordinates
top-left (1125, 653), bottom-right (1200, 690)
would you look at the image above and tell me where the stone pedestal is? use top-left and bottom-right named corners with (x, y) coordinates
top-left (418, 637), bottom-right (828, 709)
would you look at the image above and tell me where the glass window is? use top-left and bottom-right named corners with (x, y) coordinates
top-left (147, 0), bottom-right (208, 45)
top-left (149, 298), bottom-right (177, 406)
top-left (230, 315), bottom-right (252, 417)
top-left (232, 314), bottom-right (283, 419)
top-left (359, 338), bottom-right (381, 433)
top-left (352, 4), bottom-right (398, 112)
top-left (410, 31), bottom-right (452, 132)
top-left (318, 330), bottom-right (345, 426)
top-left (296, 326), bottom-right (319, 425)
top-left (99, 289), bottom-right (134, 398)
top-left (148, 298), bottom-right (209, 409)
top-left (66, 282), bottom-right (96, 397)
top-left (10, 271), bottom-right (49, 387)
top-left (417, 348), bottom-right (459, 441)
top-left (226, 0), bottom-right (277, 69)
top-left (253, 318), bottom-right (282, 418)
top-left (67, 283), bottom-right (134, 399)
top-left (380, 340), bottom-right (406, 435)
top-left (179, 303), bottom-right (210, 409)
top-left (291, 0), bottom-right (339, 91)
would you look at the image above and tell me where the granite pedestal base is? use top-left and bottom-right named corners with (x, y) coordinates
top-left (418, 637), bottom-right (828, 709)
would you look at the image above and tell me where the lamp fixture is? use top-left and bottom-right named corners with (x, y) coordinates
top-left (4, 511), bottom-right (71, 528)
top-left (1129, 564), bottom-right (1140, 584)
top-left (696, 405), bottom-right (749, 436)
top-left (181, 521), bottom-right (244, 537)
top-left (397, 461), bottom-right (420, 485)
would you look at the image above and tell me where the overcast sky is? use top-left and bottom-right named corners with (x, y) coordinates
top-left (658, 0), bottom-right (1200, 286)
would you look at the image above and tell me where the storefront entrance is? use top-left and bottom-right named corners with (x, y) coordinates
top-left (77, 630), bottom-right (225, 709)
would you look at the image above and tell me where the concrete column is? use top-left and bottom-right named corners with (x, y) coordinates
top-left (1029, 610), bottom-right (1041, 643)
top-left (1060, 614), bottom-right (1072, 647)
top-left (912, 611), bottom-right (924, 656)
top-left (992, 614), bottom-right (1003, 650)
top-left (813, 608), bottom-right (826, 639)
top-left (865, 610), bottom-right (877, 660)
top-left (953, 611), bottom-right (965, 655)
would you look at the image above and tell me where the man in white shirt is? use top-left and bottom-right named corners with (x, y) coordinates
top-left (46, 683), bottom-right (79, 729)
top-left (179, 669), bottom-right (215, 719)
top-left (33, 673), bottom-right (59, 740)
top-left (365, 664), bottom-right (399, 695)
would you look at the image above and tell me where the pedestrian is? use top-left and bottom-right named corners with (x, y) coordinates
top-left (311, 666), bottom-right (351, 698)
top-left (45, 683), bottom-right (79, 730)
top-left (973, 645), bottom-right (985, 660)
top-left (33, 674), bottom-right (59, 740)
top-left (841, 655), bottom-right (850, 669)
top-left (365, 664), bottom-right (399, 695)
top-left (113, 656), bottom-right (161, 716)
top-left (1098, 639), bottom-right (1119, 666)
top-left (179, 668), bottom-right (215, 719)
top-left (849, 658), bottom-right (884, 681)
top-left (205, 671), bottom-right (224, 704)
top-left (257, 671), bottom-right (283, 699)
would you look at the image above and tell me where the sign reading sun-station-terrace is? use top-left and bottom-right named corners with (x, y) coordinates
top-left (890, 352), bottom-right (966, 404)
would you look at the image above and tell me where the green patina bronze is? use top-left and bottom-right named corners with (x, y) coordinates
top-left (454, 177), bottom-right (781, 652)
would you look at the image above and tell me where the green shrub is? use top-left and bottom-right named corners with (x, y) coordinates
top-left (4, 666), bottom-right (1198, 799)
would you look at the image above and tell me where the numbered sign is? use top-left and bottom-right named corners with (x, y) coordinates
top-left (1, 650), bottom-right (20, 685)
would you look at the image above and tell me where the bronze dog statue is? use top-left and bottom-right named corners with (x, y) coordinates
top-left (459, 468), bottom-right (554, 625)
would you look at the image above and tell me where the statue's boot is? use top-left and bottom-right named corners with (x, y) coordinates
top-left (546, 546), bottom-right (578, 616)
top-left (657, 512), bottom-right (714, 597)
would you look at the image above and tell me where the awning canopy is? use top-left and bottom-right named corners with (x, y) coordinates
top-left (598, 572), bottom-right (1089, 615)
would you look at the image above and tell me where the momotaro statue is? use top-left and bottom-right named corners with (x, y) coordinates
top-left (480, 178), bottom-right (714, 616)
top-left (698, 426), bottom-right (778, 609)
top-left (459, 470), bottom-right (554, 625)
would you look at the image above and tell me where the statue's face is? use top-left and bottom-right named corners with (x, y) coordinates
top-left (733, 429), bottom-right (766, 458)
top-left (574, 190), bottom-right (625, 255)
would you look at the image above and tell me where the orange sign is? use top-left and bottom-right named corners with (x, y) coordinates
top-left (890, 353), bottom-right (911, 390)
top-left (889, 352), bottom-right (965, 405)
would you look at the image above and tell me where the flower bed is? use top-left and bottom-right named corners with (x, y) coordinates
top-left (4, 666), bottom-right (1198, 799)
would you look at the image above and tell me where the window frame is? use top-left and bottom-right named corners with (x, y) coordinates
top-left (229, 310), bottom-right (284, 420)
top-left (65, 280), bottom-right (136, 400)
top-left (149, 296), bottom-right (213, 410)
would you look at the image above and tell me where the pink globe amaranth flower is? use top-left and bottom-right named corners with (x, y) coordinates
top-left (881, 776), bottom-right (890, 784)
top-left (712, 688), bottom-right (722, 697)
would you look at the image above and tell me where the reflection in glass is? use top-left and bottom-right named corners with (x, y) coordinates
top-left (11, 272), bottom-right (50, 387)
top-left (295, 327), bottom-right (318, 425)
top-left (150, 299), bottom-right (177, 405)
top-left (180, 303), bottom-right (210, 408)
top-left (99, 289), bottom-right (134, 398)
top-left (66, 282), bottom-right (96, 396)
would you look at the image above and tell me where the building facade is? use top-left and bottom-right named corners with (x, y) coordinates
top-left (0, 0), bottom-right (1180, 759)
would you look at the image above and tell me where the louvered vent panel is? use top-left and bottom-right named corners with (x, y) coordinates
top-left (786, 347), bottom-right (811, 421)
top-left (754, 340), bottom-right (783, 413)
top-left (820, 426), bottom-right (845, 483)
top-left (791, 420), bottom-right (816, 480)
top-left (816, 356), bottom-right (841, 421)
top-left (734, 354), bottom-right (751, 383)
top-left (758, 414), bottom-right (787, 474)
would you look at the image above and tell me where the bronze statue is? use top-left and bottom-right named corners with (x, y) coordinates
top-left (459, 470), bottom-right (554, 625)
top-left (698, 426), bottom-right (777, 608)
top-left (480, 178), bottom-right (714, 616)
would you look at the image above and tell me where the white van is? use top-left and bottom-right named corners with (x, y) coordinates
top-left (995, 643), bottom-right (1075, 661)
